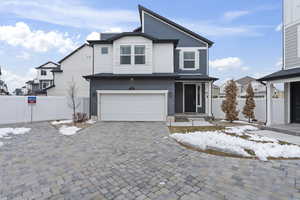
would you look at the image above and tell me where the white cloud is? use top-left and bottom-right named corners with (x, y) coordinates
top-left (16, 51), bottom-right (31, 60)
top-left (86, 32), bottom-right (100, 40)
top-left (104, 27), bottom-right (123, 33)
top-left (275, 58), bottom-right (283, 68)
top-left (0, 22), bottom-right (77, 53)
top-left (1, 67), bottom-right (36, 92)
top-left (223, 10), bottom-right (251, 21)
top-left (275, 23), bottom-right (282, 32)
top-left (210, 57), bottom-right (249, 71)
top-left (0, 0), bottom-right (138, 31)
top-left (180, 20), bottom-right (269, 37)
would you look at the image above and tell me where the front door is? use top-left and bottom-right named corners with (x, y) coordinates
top-left (184, 84), bottom-right (196, 112)
top-left (291, 82), bottom-right (300, 123)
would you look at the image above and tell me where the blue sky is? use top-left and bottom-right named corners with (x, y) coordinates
top-left (0, 0), bottom-right (282, 91)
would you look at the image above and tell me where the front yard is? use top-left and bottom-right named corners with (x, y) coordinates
top-left (169, 122), bottom-right (300, 161)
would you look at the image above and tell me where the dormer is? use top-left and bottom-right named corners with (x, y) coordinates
top-left (89, 32), bottom-right (178, 74)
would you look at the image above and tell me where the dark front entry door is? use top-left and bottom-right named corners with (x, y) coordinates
top-left (291, 82), bottom-right (300, 123)
top-left (184, 84), bottom-right (196, 112)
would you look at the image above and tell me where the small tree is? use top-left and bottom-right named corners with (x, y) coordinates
top-left (221, 80), bottom-right (239, 122)
top-left (242, 83), bottom-right (256, 122)
top-left (67, 79), bottom-right (81, 123)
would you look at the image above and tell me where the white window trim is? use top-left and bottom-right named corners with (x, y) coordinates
top-left (120, 44), bottom-right (147, 66)
top-left (183, 51), bottom-right (196, 69)
top-left (178, 47), bottom-right (200, 70)
top-left (120, 45), bottom-right (132, 65)
top-left (298, 25), bottom-right (300, 58)
top-left (134, 45), bottom-right (146, 65)
top-left (101, 47), bottom-right (109, 55)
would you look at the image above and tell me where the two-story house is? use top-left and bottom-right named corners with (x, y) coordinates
top-left (81, 5), bottom-right (217, 121)
top-left (25, 61), bottom-right (59, 95)
top-left (258, 0), bottom-right (300, 125)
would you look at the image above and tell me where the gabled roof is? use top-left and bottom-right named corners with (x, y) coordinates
top-left (35, 61), bottom-right (59, 69)
top-left (58, 43), bottom-right (88, 64)
top-left (138, 5), bottom-right (214, 47)
top-left (236, 76), bottom-right (256, 86)
top-left (88, 32), bottom-right (179, 46)
top-left (257, 68), bottom-right (300, 82)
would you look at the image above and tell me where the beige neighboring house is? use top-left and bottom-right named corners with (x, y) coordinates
top-left (212, 84), bottom-right (220, 98)
top-left (219, 76), bottom-right (279, 98)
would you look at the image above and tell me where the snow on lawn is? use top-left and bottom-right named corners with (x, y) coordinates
top-left (171, 126), bottom-right (300, 161)
top-left (59, 125), bottom-right (81, 136)
top-left (51, 120), bottom-right (73, 125)
top-left (226, 125), bottom-right (259, 135)
top-left (0, 128), bottom-right (31, 138)
top-left (86, 119), bottom-right (96, 124)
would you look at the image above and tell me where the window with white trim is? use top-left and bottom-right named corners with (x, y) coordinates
top-left (120, 45), bottom-right (131, 64)
top-left (134, 45), bottom-right (145, 64)
top-left (298, 25), bottom-right (300, 58)
top-left (101, 47), bottom-right (108, 54)
top-left (183, 51), bottom-right (196, 69)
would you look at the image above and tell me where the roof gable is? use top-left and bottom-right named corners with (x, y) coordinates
top-left (36, 61), bottom-right (59, 69)
top-left (236, 76), bottom-right (256, 86)
top-left (138, 5), bottom-right (213, 47)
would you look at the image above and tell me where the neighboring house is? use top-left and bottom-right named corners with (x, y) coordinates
top-left (219, 76), bottom-right (280, 98)
top-left (212, 84), bottom-right (220, 98)
top-left (35, 61), bottom-right (58, 90)
top-left (81, 5), bottom-right (217, 121)
top-left (24, 61), bottom-right (59, 95)
top-left (47, 44), bottom-right (93, 97)
top-left (13, 88), bottom-right (23, 96)
top-left (24, 80), bottom-right (40, 95)
top-left (258, 0), bottom-right (300, 125)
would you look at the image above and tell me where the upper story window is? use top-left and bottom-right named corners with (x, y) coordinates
top-left (41, 70), bottom-right (47, 76)
top-left (120, 45), bottom-right (131, 64)
top-left (101, 47), bottom-right (108, 54)
top-left (183, 51), bottom-right (196, 69)
top-left (134, 45), bottom-right (145, 64)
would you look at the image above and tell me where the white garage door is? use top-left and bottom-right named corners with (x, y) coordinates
top-left (97, 90), bottom-right (168, 121)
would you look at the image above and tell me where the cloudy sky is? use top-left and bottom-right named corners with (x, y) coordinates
top-left (0, 0), bottom-right (282, 91)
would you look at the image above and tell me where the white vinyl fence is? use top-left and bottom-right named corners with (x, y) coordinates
top-left (212, 98), bottom-right (284, 124)
top-left (0, 96), bottom-right (89, 125)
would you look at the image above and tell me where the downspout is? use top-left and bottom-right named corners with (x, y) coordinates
top-left (88, 43), bottom-right (94, 119)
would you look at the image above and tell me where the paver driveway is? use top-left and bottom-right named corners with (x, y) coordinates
top-left (1, 122), bottom-right (300, 200)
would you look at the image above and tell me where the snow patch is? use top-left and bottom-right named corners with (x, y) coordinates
top-left (171, 130), bottom-right (300, 161)
top-left (86, 119), bottom-right (96, 124)
top-left (0, 127), bottom-right (31, 138)
top-left (226, 125), bottom-right (259, 135)
top-left (51, 120), bottom-right (73, 125)
top-left (59, 125), bottom-right (81, 136)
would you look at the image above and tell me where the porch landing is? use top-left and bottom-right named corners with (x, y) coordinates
top-left (262, 124), bottom-right (300, 136)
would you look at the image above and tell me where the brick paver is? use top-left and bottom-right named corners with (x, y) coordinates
top-left (0, 121), bottom-right (300, 200)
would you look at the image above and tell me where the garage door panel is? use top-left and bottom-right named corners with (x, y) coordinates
top-left (98, 92), bottom-right (166, 121)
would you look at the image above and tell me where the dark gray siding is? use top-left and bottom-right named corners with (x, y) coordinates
top-left (90, 79), bottom-right (175, 116)
top-left (175, 82), bottom-right (183, 113)
top-left (143, 13), bottom-right (207, 47)
top-left (285, 22), bottom-right (300, 69)
top-left (175, 82), bottom-right (206, 114)
top-left (100, 33), bottom-right (118, 40)
top-left (174, 49), bottom-right (207, 74)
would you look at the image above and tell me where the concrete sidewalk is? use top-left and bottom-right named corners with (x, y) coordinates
top-left (251, 130), bottom-right (300, 145)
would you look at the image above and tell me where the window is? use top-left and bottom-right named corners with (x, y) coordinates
top-left (197, 85), bottom-right (202, 106)
top-left (134, 45), bottom-right (145, 64)
top-left (183, 51), bottom-right (196, 69)
top-left (101, 47), bottom-right (108, 54)
top-left (41, 70), bottom-right (47, 76)
top-left (120, 45), bottom-right (131, 64)
top-left (42, 82), bottom-right (48, 89)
